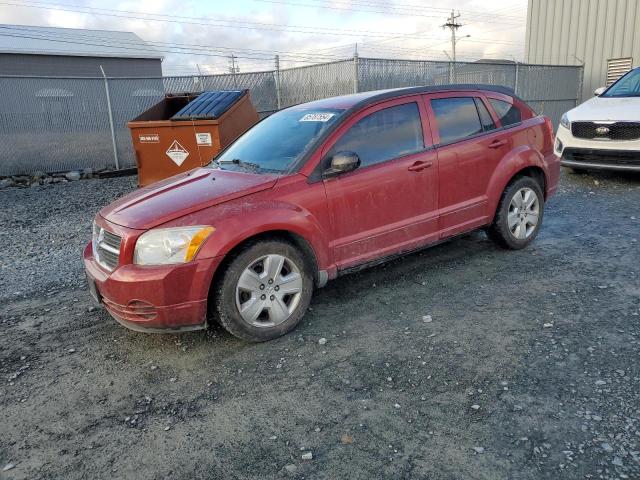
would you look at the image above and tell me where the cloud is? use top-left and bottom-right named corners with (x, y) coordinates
top-left (0, 0), bottom-right (528, 75)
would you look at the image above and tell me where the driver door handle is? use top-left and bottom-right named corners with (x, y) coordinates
top-left (488, 139), bottom-right (507, 149)
top-left (408, 160), bottom-right (433, 172)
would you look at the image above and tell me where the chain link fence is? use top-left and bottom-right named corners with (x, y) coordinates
top-left (0, 58), bottom-right (583, 176)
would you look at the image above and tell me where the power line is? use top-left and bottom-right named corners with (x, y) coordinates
top-left (257, 0), bottom-right (526, 21)
top-left (0, 29), bottom-right (343, 65)
top-left (0, 24), bottom-right (525, 72)
top-left (0, 25), bottom-right (349, 62)
top-left (2, 1), bottom-right (525, 46)
top-left (2, 0), bottom-right (520, 38)
top-left (252, 0), bottom-right (525, 24)
top-left (1, 1), bottom-right (527, 70)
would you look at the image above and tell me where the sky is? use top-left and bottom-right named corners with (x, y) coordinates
top-left (0, 0), bottom-right (529, 75)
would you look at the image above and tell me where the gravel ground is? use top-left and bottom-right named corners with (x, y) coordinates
top-left (1, 170), bottom-right (639, 480)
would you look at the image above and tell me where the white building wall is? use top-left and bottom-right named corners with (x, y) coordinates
top-left (525, 0), bottom-right (640, 101)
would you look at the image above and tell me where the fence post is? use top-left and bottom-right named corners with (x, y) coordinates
top-left (514, 62), bottom-right (519, 95)
top-left (353, 52), bottom-right (359, 93)
top-left (99, 65), bottom-right (120, 170)
top-left (274, 55), bottom-right (282, 110)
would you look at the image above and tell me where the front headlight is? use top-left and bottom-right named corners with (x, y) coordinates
top-left (134, 226), bottom-right (214, 265)
top-left (560, 113), bottom-right (570, 129)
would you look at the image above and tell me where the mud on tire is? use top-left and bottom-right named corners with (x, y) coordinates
top-left (212, 239), bottom-right (314, 342)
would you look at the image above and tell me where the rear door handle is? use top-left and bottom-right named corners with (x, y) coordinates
top-left (488, 139), bottom-right (507, 149)
top-left (408, 160), bottom-right (433, 172)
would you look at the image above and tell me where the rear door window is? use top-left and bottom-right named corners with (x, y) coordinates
top-left (330, 102), bottom-right (424, 168)
top-left (488, 98), bottom-right (521, 127)
top-left (475, 98), bottom-right (497, 132)
top-left (430, 97), bottom-right (483, 144)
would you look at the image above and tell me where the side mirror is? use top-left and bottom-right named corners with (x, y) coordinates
top-left (323, 151), bottom-right (360, 178)
top-left (594, 87), bottom-right (606, 96)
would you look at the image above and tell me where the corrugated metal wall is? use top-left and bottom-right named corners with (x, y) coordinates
top-left (525, 0), bottom-right (640, 101)
top-left (0, 54), bottom-right (162, 77)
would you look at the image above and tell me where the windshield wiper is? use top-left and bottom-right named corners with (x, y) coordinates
top-left (212, 158), bottom-right (261, 173)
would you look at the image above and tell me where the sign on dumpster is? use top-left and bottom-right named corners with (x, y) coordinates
top-left (166, 140), bottom-right (189, 166)
top-left (139, 133), bottom-right (160, 143)
top-left (195, 132), bottom-right (212, 146)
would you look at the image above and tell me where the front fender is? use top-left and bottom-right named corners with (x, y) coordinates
top-left (195, 200), bottom-right (331, 273)
top-left (486, 145), bottom-right (549, 218)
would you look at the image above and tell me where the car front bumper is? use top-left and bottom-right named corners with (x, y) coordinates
top-left (555, 124), bottom-right (640, 171)
top-left (83, 242), bottom-right (224, 333)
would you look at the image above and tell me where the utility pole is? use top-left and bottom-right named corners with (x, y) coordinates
top-left (353, 43), bottom-right (359, 93)
top-left (228, 54), bottom-right (239, 88)
top-left (274, 54), bottom-right (282, 110)
top-left (195, 63), bottom-right (203, 90)
top-left (228, 54), bottom-right (240, 74)
top-left (442, 10), bottom-right (462, 81)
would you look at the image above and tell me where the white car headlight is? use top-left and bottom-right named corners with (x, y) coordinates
top-left (560, 113), bottom-right (570, 129)
top-left (134, 226), bottom-right (214, 265)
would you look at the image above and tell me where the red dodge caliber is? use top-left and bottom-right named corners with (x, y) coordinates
top-left (84, 85), bottom-right (560, 341)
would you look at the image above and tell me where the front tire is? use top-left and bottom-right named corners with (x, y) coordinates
top-left (213, 239), bottom-right (313, 342)
top-left (488, 176), bottom-right (544, 250)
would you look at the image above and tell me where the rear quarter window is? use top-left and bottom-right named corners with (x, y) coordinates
top-left (488, 98), bottom-right (522, 127)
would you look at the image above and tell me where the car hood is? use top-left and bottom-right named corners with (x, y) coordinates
top-left (100, 168), bottom-right (278, 230)
top-left (567, 96), bottom-right (640, 122)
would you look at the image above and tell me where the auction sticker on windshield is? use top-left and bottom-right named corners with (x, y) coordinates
top-left (300, 112), bottom-right (336, 122)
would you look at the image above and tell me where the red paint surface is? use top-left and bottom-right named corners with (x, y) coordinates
top-left (85, 88), bottom-right (559, 330)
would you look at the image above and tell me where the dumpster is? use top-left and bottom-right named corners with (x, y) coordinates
top-left (128, 90), bottom-right (259, 186)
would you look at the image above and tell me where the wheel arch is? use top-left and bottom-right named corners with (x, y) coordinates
top-left (487, 146), bottom-right (549, 221)
top-left (206, 228), bottom-right (325, 316)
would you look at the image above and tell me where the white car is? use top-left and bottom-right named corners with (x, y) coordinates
top-left (555, 66), bottom-right (640, 172)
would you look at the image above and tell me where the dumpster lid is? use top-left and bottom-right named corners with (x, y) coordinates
top-left (170, 90), bottom-right (247, 120)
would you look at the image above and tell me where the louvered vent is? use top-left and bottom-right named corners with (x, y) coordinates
top-left (606, 58), bottom-right (633, 86)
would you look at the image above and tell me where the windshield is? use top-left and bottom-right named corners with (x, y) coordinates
top-left (211, 107), bottom-right (343, 174)
top-left (602, 68), bottom-right (640, 97)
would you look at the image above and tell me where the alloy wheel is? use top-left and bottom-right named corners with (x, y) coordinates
top-left (508, 187), bottom-right (540, 240)
top-left (235, 254), bottom-right (303, 327)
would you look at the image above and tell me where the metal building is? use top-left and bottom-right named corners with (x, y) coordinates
top-left (0, 24), bottom-right (163, 77)
top-left (524, 0), bottom-right (640, 101)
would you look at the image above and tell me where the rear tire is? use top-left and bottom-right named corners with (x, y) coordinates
top-left (213, 239), bottom-right (313, 342)
top-left (488, 176), bottom-right (544, 250)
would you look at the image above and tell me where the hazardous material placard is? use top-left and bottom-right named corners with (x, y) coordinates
top-left (166, 140), bottom-right (189, 166)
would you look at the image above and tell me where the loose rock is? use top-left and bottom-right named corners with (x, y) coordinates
top-left (65, 171), bottom-right (81, 181)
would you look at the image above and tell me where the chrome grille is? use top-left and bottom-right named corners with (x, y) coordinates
top-left (93, 224), bottom-right (121, 271)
